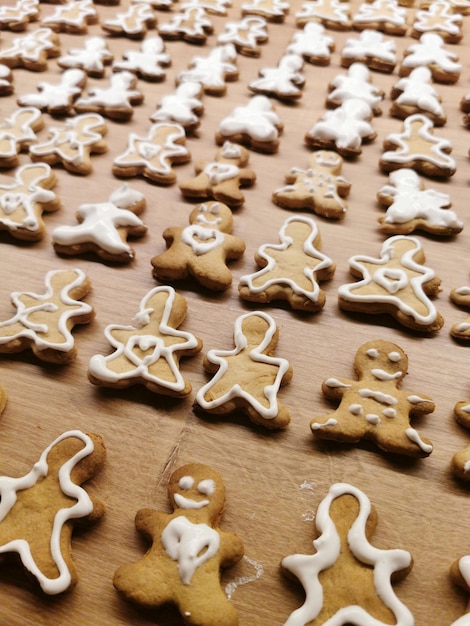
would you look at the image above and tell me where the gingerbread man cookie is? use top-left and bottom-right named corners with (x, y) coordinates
top-left (326, 62), bottom-right (384, 115)
top-left (286, 22), bottom-right (335, 66)
top-left (380, 113), bottom-right (456, 178)
top-left (272, 150), bottom-right (351, 219)
top-left (310, 339), bottom-right (435, 456)
top-left (41, 0), bottom-right (98, 35)
top-left (112, 36), bottom-right (171, 81)
top-left (305, 99), bottom-right (376, 158)
top-left (0, 0), bottom-right (39, 31)
top-left (451, 401), bottom-right (470, 479)
top-left (450, 555), bottom-right (470, 622)
top-left (74, 71), bottom-right (144, 122)
top-left (0, 64), bottom-right (14, 96)
top-left (282, 482), bottom-right (414, 625)
top-left (295, 0), bottom-right (352, 29)
top-left (352, 0), bottom-right (408, 35)
top-left (411, 0), bottom-right (463, 43)
top-left (29, 113), bottom-right (108, 175)
top-left (52, 184), bottom-right (147, 263)
top-left (0, 430), bottom-right (105, 594)
top-left (102, 3), bottom-right (157, 39)
top-left (88, 286), bottom-right (202, 396)
top-left (241, 0), bottom-right (290, 21)
top-left (377, 168), bottom-right (462, 235)
top-left (179, 142), bottom-right (256, 209)
top-left (113, 121), bottom-right (190, 185)
top-left (176, 44), bottom-right (239, 96)
top-left (151, 82), bottom-right (203, 134)
top-left (17, 68), bottom-right (87, 116)
top-left (0, 268), bottom-right (94, 364)
top-left (239, 215), bottom-right (335, 312)
top-left (158, 6), bottom-right (213, 44)
top-left (216, 95), bottom-right (283, 154)
top-left (151, 201), bottom-right (245, 291)
top-left (195, 310), bottom-right (293, 428)
top-left (113, 463), bottom-right (244, 624)
top-left (399, 32), bottom-right (461, 83)
top-left (341, 29), bottom-right (397, 73)
top-left (449, 283), bottom-right (470, 341)
top-left (0, 27), bottom-right (60, 72)
top-left (338, 235), bottom-right (443, 332)
top-left (248, 54), bottom-right (305, 101)
top-left (58, 36), bottom-right (114, 78)
top-left (390, 66), bottom-right (446, 126)
top-left (0, 106), bottom-right (44, 169)
top-left (181, 0), bottom-right (232, 14)
top-left (0, 162), bottom-right (60, 241)
top-left (216, 15), bottom-right (268, 57)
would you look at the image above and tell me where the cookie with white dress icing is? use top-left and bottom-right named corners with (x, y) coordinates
top-left (248, 54), bottom-right (305, 101)
top-left (390, 66), bottom-right (445, 125)
top-left (399, 32), bottom-right (461, 84)
top-left (326, 62), bottom-right (384, 115)
top-left (341, 29), bottom-right (397, 73)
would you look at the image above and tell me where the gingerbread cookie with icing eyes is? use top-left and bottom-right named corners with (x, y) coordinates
top-left (102, 3), bottom-right (157, 39)
top-left (399, 32), bottom-right (462, 84)
top-left (158, 6), bottom-right (213, 44)
top-left (326, 62), bottom-right (384, 115)
top-left (286, 22), bottom-right (335, 66)
top-left (179, 142), bottom-right (256, 209)
top-left (0, 106), bottom-right (44, 169)
top-left (282, 482), bottom-right (414, 625)
top-left (151, 201), bottom-right (245, 291)
top-left (88, 285), bottom-right (202, 396)
top-left (380, 113), bottom-right (456, 179)
top-left (176, 44), bottom-right (239, 96)
top-left (0, 0), bottom-right (39, 32)
top-left (29, 113), bottom-right (108, 176)
top-left (310, 339), bottom-right (435, 456)
top-left (58, 36), bottom-right (114, 78)
top-left (74, 71), bottom-right (144, 122)
top-left (113, 463), bottom-right (244, 624)
top-left (305, 99), bottom-right (376, 159)
top-left (0, 268), bottom-right (94, 364)
top-left (216, 95), bottom-right (283, 154)
top-left (238, 215), bottom-right (335, 312)
top-left (195, 310), bottom-right (293, 429)
top-left (52, 184), bottom-right (147, 263)
top-left (0, 162), bottom-right (60, 241)
top-left (0, 27), bottom-right (60, 72)
top-left (216, 15), bottom-right (268, 57)
top-left (451, 401), bottom-right (470, 480)
top-left (17, 68), bottom-right (87, 116)
top-left (390, 66), bottom-right (446, 126)
top-left (113, 122), bottom-right (190, 185)
top-left (272, 150), bottom-right (351, 219)
top-left (377, 168), bottom-right (463, 236)
top-left (338, 234), bottom-right (444, 333)
top-left (0, 430), bottom-right (105, 594)
top-left (41, 0), bottom-right (98, 35)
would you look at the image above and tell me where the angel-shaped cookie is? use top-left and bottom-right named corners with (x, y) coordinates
top-left (179, 142), bottom-right (256, 209)
top-left (0, 106), bottom-right (44, 169)
top-left (113, 463), bottom-right (244, 624)
top-left (282, 482), bottom-right (413, 624)
top-left (310, 339), bottom-right (435, 456)
top-left (150, 82), bottom-right (203, 134)
top-left (286, 22), bottom-right (335, 65)
top-left (0, 27), bottom-right (60, 71)
top-left (151, 201), bottom-right (245, 291)
top-left (88, 286), bottom-right (201, 396)
top-left (248, 54), bottom-right (305, 101)
top-left (399, 32), bottom-right (461, 83)
top-left (17, 68), bottom-right (87, 116)
top-left (112, 36), bottom-right (171, 81)
top-left (113, 121), bottom-right (190, 185)
top-left (195, 310), bottom-right (293, 428)
top-left (380, 113), bottom-right (456, 178)
top-left (52, 184), bottom-right (147, 263)
top-left (216, 95), bottom-right (283, 154)
top-left (0, 430), bottom-right (105, 594)
top-left (326, 62), bottom-right (384, 115)
top-left (390, 66), bottom-right (446, 126)
top-left (216, 15), bottom-right (268, 57)
top-left (0, 162), bottom-right (60, 241)
top-left (450, 283), bottom-right (470, 341)
top-left (338, 235), bottom-right (443, 332)
top-left (377, 168), bottom-right (462, 235)
top-left (57, 36), bottom-right (114, 78)
top-left (305, 99), bottom-right (376, 158)
top-left (74, 71), bottom-right (144, 122)
top-left (239, 216), bottom-right (335, 312)
top-left (176, 44), bottom-right (238, 96)
top-left (272, 150), bottom-right (351, 219)
top-left (0, 268), bottom-right (94, 364)
top-left (29, 113), bottom-right (108, 175)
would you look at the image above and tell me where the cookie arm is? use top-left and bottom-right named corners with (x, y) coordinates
top-left (321, 377), bottom-right (352, 401)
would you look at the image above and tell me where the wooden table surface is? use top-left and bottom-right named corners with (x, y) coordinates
top-left (1, 0), bottom-right (470, 623)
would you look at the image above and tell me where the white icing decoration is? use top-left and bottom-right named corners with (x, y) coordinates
top-left (161, 516), bottom-right (220, 584)
top-left (412, 0), bottom-right (462, 37)
top-left (371, 368), bottom-right (402, 381)
top-left (113, 36), bottom-right (170, 80)
top-left (181, 224), bottom-right (225, 255)
top-left (42, 0), bottom-right (97, 29)
top-left (349, 404), bottom-right (363, 415)
top-left (241, 0), bottom-right (289, 17)
top-left (295, 0), bottom-right (351, 27)
top-left (366, 413), bottom-right (381, 424)
top-left (158, 6), bottom-right (213, 39)
top-left (359, 388), bottom-right (397, 405)
top-left (325, 378), bottom-right (350, 389)
top-left (311, 417), bottom-right (338, 429)
top-left (0, 106), bottom-right (43, 161)
top-left (306, 99), bottom-right (374, 152)
top-left (383, 408), bottom-right (397, 418)
top-left (0, 28), bottom-right (57, 65)
top-left (366, 348), bottom-right (379, 358)
top-left (287, 22), bottom-right (334, 62)
top-left (0, 430), bottom-right (96, 594)
top-left (352, 0), bottom-right (407, 28)
top-left (216, 16), bottom-right (268, 52)
top-left (401, 32), bottom-right (461, 76)
top-left (179, 476), bottom-right (195, 490)
top-left (75, 71), bottom-right (141, 112)
top-left (151, 82), bottom-right (202, 127)
top-left (405, 427), bottom-right (433, 453)
top-left (225, 555), bottom-right (264, 599)
top-left (327, 63), bottom-right (383, 111)
top-left (58, 37), bottom-right (113, 75)
top-left (102, 3), bottom-right (155, 35)
top-left (407, 395), bottom-right (428, 404)
top-left (388, 352), bottom-right (401, 362)
top-left (17, 69), bottom-right (86, 112)
top-left (341, 29), bottom-right (397, 64)
top-left (177, 44), bottom-right (237, 91)
top-left (249, 54), bottom-right (305, 98)
top-left (218, 95), bottom-right (281, 143)
top-left (392, 67), bottom-right (444, 120)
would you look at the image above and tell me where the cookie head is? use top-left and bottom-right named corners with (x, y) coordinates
top-left (355, 340), bottom-right (408, 383)
top-left (189, 201), bottom-right (233, 233)
top-left (313, 149), bottom-right (343, 170)
top-left (389, 167), bottom-right (421, 190)
top-left (168, 463), bottom-right (226, 520)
